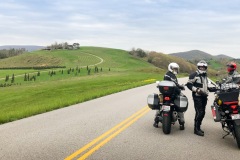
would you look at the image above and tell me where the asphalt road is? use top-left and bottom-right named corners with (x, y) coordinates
top-left (0, 77), bottom-right (240, 160)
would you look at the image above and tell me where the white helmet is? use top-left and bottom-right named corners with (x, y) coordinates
top-left (168, 62), bottom-right (179, 75)
top-left (197, 60), bottom-right (208, 74)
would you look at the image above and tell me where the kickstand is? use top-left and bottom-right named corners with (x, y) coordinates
top-left (222, 132), bottom-right (231, 139)
top-left (222, 122), bottom-right (231, 139)
top-left (222, 124), bottom-right (232, 139)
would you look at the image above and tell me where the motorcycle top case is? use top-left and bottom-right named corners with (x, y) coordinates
top-left (157, 80), bottom-right (176, 95)
top-left (147, 93), bottom-right (160, 110)
top-left (217, 90), bottom-right (239, 103)
top-left (174, 94), bottom-right (188, 112)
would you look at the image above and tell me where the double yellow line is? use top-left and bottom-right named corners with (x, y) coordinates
top-left (65, 106), bottom-right (150, 160)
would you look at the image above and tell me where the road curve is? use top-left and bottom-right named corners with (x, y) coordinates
top-left (0, 77), bottom-right (240, 160)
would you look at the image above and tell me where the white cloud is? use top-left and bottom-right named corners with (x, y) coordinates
top-left (1, 0), bottom-right (240, 58)
top-left (0, 1), bottom-right (26, 9)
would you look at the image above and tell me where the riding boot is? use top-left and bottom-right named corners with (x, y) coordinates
top-left (153, 116), bottom-right (159, 128)
top-left (153, 122), bottom-right (158, 128)
top-left (178, 112), bottom-right (185, 130)
top-left (178, 120), bottom-right (185, 130)
top-left (194, 122), bottom-right (204, 136)
top-left (199, 127), bottom-right (204, 134)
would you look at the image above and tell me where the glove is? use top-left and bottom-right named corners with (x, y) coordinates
top-left (208, 87), bottom-right (217, 92)
top-left (196, 88), bottom-right (203, 94)
top-left (179, 84), bottom-right (185, 90)
top-left (196, 88), bottom-right (208, 96)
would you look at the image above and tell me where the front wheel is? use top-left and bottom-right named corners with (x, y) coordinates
top-left (162, 111), bottom-right (172, 134)
top-left (233, 122), bottom-right (240, 149)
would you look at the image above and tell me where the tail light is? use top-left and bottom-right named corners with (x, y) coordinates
top-left (231, 105), bottom-right (237, 110)
top-left (163, 113), bottom-right (168, 116)
top-left (212, 107), bottom-right (216, 119)
top-left (231, 105), bottom-right (239, 114)
top-left (164, 96), bottom-right (170, 101)
top-left (163, 86), bottom-right (169, 90)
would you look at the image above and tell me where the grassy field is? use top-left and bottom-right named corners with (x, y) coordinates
top-left (0, 47), bottom-right (164, 124)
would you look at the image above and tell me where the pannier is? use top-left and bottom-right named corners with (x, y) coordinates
top-left (174, 94), bottom-right (188, 112)
top-left (147, 93), bottom-right (160, 110)
top-left (211, 105), bottom-right (221, 122)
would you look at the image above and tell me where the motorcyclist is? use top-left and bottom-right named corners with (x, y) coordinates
top-left (186, 60), bottom-right (216, 136)
top-left (153, 62), bottom-right (185, 130)
top-left (223, 62), bottom-right (240, 84)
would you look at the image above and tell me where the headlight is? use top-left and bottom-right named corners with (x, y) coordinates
top-left (217, 99), bottom-right (222, 106)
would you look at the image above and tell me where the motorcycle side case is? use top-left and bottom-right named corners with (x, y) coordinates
top-left (174, 94), bottom-right (188, 112)
top-left (147, 93), bottom-right (160, 110)
top-left (211, 105), bottom-right (221, 122)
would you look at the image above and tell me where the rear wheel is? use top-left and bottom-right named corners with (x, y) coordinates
top-left (233, 122), bottom-right (240, 149)
top-left (162, 111), bottom-right (172, 134)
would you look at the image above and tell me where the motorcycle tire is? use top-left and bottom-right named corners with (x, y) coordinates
top-left (233, 122), bottom-right (240, 149)
top-left (162, 111), bottom-right (172, 134)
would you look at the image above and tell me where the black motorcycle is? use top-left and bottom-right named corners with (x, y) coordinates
top-left (211, 82), bottom-right (240, 149)
top-left (147, 80), bottom-right (188, 134)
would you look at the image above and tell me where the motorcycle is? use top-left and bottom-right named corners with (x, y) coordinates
top-left (211, 81), bottom-right (240, 149)
top-left (147, 80), bottom-right (188, 134)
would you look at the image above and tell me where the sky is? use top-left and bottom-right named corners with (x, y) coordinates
top-left (1, 0), bottom-right (240, 58)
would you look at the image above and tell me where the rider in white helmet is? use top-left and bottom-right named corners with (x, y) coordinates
top-left (153, 62), bottom-right (185, 130)
top-left (197, 60), bottom-right (208, 75)
top-left (168, 62), bottom-right (180, 75)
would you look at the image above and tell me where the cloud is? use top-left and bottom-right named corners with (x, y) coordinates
top-left (0, 0), bottom-right (240, 58)
top-left (0, 1), bottom-right (26, 9)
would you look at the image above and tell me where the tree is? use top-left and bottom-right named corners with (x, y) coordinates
top-left (11, 74), bottom-right (15, 83)
top-left (5, 75), bottom-right (9, 82)
top-left (24, 73), bottom-right (27, 81)
top-left (129, 48), bottom-right (147, 58)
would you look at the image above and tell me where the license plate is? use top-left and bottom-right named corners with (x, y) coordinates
top-left (231, 114), bottom-right (240, 120)
top-left (163, 105), bottom-right (170, 111)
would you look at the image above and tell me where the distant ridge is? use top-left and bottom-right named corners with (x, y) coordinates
top-left (215, 54), bottom-right (234, 60)
top-left (170, 50), bottom-right (234, 61)
top-left (0, 45), bottom-right (45, 52)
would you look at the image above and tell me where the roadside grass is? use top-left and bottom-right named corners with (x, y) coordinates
top-left (0, 71), bottom-right (162, 124)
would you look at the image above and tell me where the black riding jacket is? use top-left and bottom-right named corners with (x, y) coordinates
top-left (164, 71), bottom-right (181, 95)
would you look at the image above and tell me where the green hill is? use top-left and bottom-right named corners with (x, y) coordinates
top-left (0, 47), bottom-right (152, 70)
top-left (0, 47), bottom-right (164, 124)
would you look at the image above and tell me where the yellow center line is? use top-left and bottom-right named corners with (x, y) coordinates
top-left (65, 106), bottom-right (149, 160)
top-left (78, 108), bottom-right (150, 160)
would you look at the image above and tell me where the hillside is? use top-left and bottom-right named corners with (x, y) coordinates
top-left (168, 50), bottom-right (240, 74)
top-left (141, 51), bottom-right (217, 76)
top-left (215, 54), bottom-right (234, 60)
top-left (170, 50), bottom-right (214, 61)
top-left (0, 47), bottom-right (152, 69)
top-left (0, 47), bottom-right (219, 76)
top-left (170, 50), bottom-right (234, 61)
top-left (0, 46), bottom-right (159, 78)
